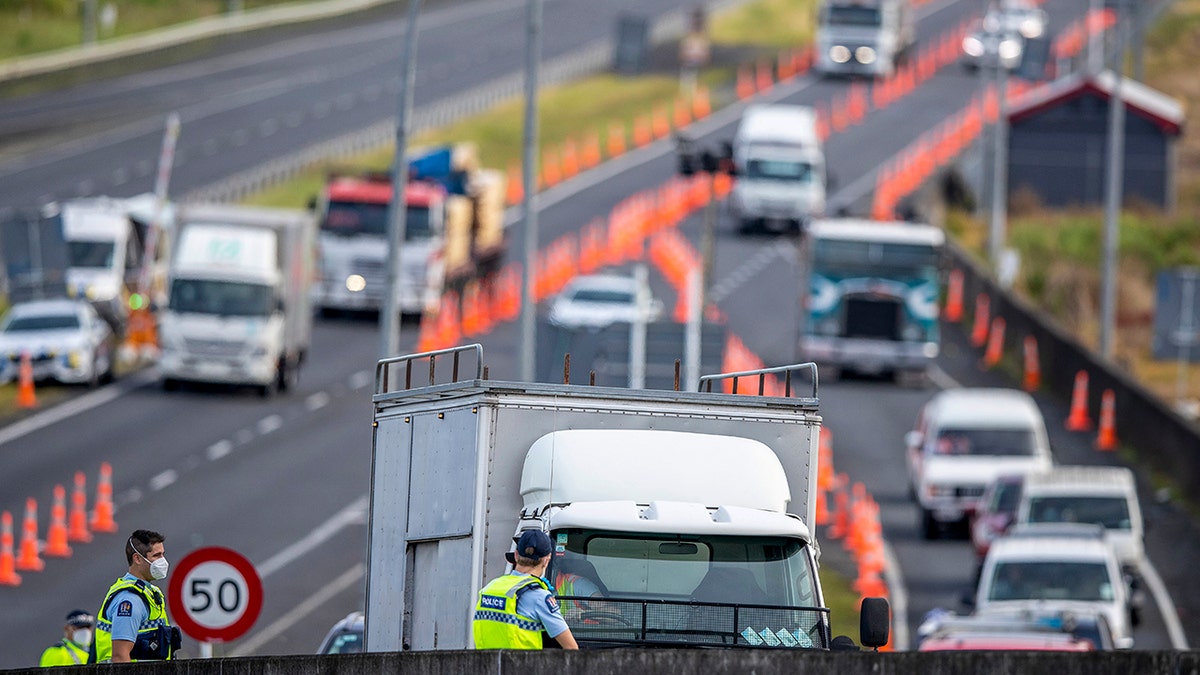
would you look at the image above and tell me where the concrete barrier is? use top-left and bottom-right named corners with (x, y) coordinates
top-left (3, 649), bottom-right (1197, 674)
top-left (947, 241), bottom-right (1200, 491)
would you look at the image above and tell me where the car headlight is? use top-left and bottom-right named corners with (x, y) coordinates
top-left (998, 38), bottom-right (1022, 61)
top-left (962, 36), bottom-right (984, 58)
top-left (345, 274), bottom-right (366, 293)
top-left (829, 45), bottom-right (851, 64)
top-left (855, 46), bottom-right (877, 65)
top-left (1019, 19), bottom-right (1043, 39)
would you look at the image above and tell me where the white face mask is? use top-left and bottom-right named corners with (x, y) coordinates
top-left (71, 629), bottom-right (93, 648)
top-left (146, 555), bottom-right (169, 580)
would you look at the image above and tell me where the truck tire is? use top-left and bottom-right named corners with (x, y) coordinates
top-left (920, 508), bottom-right (939, 540)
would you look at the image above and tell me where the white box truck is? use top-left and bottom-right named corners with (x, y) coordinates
top-left (815, 0), bottom-right (915, 78)
top-left (365, 344), bottom-right (889, 652)
top-left (158, 203), bottom-right (314, 397)
top-left (729, 105), bottom-right (826, 235)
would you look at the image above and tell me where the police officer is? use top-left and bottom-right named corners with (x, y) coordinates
top-left (93, 529), bottom-right (178, 663)
top-left (39, 610), bottom-right (94, 667)
top-left (473, 530), bottom-right (579, 650)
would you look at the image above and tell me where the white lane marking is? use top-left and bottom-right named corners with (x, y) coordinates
top-left (0, 369), bottom-right (157, 447)
top-left (349, 370), bottom-right (371, 390)
top-left (149, 470), bottom-right (177, 492)
top-left (117, 488), bottom-right (142, 506)
top-left (882, 541), bottom-right (910, 651)
top-left (256, 496), bottom-right (368, 578)
top-left (1138, 558), bottom-right (1190, 649)
top-left (206, 439), bottom-right (233, 461)
top-left (257, 414), bottom-right (283, 435)
top-left (927, 364), bottom-right (960, 390)
top-left (228, 563), bottom-right (364, 658)
top-left (305, 391), bottom-right (330, 411)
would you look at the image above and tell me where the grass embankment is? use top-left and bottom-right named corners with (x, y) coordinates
top-left (948, 0), bottom-right (1200, 411)
top-left (0, 0), bottom-right (318, 61)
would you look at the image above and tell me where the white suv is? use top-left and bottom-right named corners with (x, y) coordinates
top-left (974, 526), bottom-right (1133, 649)
top-left (906, 388), bottom-right (1054, 539)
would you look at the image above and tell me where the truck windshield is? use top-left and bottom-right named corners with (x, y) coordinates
top-left (987, 561), bottom-right (1114, 602)
top-left (548, 529), bottom-right (827, 648)
top-left (932, 427), bottom-right (1038, 457)
top-left (1025, 496), bottom-right (1131, 530)
top-left (823, 5), bottom-right (882, 26)
top-left (323, 202), bottom-right (433, 240)
top-left (813, 239), bottom-right (939, 281)
top-left (67, 240), bottom-right (115, 269)
top-left (169, 278), bottom-right (276, 317)
top-left (745, 159), bottom-right (813, 182)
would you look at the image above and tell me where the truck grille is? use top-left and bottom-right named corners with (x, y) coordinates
top-left (955, 485), bottom-right (986, 498)
top-left (183, 338), bottom-right (244, 357)
top-left (843, 296), bottom-right (902, 340)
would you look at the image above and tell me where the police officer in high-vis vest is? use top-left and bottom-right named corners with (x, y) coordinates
top-left (92, 529), bottom-right (180, 663)
top-left (473, 530), bottom-right (579, 650)
top-left (39, 610), bottom-right (94, 667)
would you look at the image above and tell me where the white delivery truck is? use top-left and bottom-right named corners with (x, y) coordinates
top-left (158, 204), bottom-right (315, 397)
top-left (815, 0), bottom-right (915, 78)
top-left (729, 105), bottom-right (826, 235)
top-left (365, 344), bottom-right (889, 652)
top-left (56, 194), bottom-right (174, 333)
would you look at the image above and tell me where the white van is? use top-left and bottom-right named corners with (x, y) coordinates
top-left (906, 388), bottom-right (1054, 539)
top-left (58, 198), bottom-right (141, 331)
top-left (1017, 466), bottom-right (1144, 569)
top-left (730, 104), bottom-right (826, 235)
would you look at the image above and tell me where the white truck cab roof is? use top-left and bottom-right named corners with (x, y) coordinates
top-left (925, 388), bottom-right (1046, 430)
top-left (550, 500), bottom-right (812, 541)
top-left (735, 104), bottom-right (820, 149)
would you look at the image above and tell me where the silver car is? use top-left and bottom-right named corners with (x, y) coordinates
top-left (961, 3), bottom-right (1046, 71)
top-left (0, 298), bottom-right (116, 387)
top-left (548, 274), bottom-right (663, 330)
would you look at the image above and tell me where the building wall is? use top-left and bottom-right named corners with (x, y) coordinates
top-left (1007, 90), bottom-right (1174, 209)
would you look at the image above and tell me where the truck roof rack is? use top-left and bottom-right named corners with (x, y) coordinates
top-left (699, 362), bottom-right (818, 399)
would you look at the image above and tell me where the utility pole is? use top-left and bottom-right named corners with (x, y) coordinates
top-left (82, 0), bottom-right (98, 45)
top-left (988, 59), bottom-right (1009, 268)
top-left (379, 0), bottom-right (422, 361)
top-left (1099, 0), bottom-right (1126, 359)
top-left (518, 0), bottom-right (543, 382)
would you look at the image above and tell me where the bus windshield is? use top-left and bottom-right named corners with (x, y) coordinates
top-left (813, 239), bottom-right (939, 281)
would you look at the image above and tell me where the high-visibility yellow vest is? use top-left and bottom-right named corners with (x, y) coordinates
top-left (473, 574), bottom-right (548, 650)
top-left (94, 577), bottom-right (173, 663)
top-left (39, 640), bottom-right (88, 667)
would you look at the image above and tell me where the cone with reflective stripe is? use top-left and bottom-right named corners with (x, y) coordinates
top-left (944, 269), bottom-right (964, 323)
top-left (0, 511), bottom-right (20, 586)
top-left (68, 471), bottom-right (92, 543)
top-left (44, 485), bottom-right (72, 558)
top-left (1023, 336), bottom-right (1041, 392)
top-left (90, 462), bottom-right (118, 534)
top-left (17, 350), bottom-right (36, 409)
top-left (970, 294), bottom-right (990, 347)
top-left (16, 498), bottom-right (44, 572)
top-left (1096, 389), bottom-right (1118, 451)
top-left (1065, 370), bottom-right (1092, 431)
top-left (982, 317), bottom-right (1005, 369)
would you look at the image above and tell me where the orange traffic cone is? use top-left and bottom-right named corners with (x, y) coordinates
top-left (0, 511), bottom-right (20, 586)
top-left (44, 485), bottom-right (72, 558)
top-left (982, 317), bottom-right (1005, 369)
top-left (970, 294), bottom-right (990, 347)
top-left (505, 162), bottom-right (523, 206)
top-left (68, 471), bottom-right (92, 543)
top-left (829, 475), bottom-right (850, 540)
top-left (815, 486), bottom-right (830, 526)
top-left (944, 269), bottom-right (964, 323)
top-left (1096, 389), bottom-right (1118, 451)
top-left (90, 462), bottom-right (118, 534)
top-left (16, 498), bottom-right (44, 572)
top-left (691, 85), bottom-right (712, 119)
top-left (736, 65), bottom-right (755, 99)
top-left (17, 350), bottom-right (36, 409)
top-left (1065, 370), bottom-right (1093, 431)
top-left (607, 121), bottom-right (627, 158)
top-left (1022, 336), bottom-right (1041, 392)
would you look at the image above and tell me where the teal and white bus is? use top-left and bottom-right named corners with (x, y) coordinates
top-left (798, 218), bottom-right (944, 380)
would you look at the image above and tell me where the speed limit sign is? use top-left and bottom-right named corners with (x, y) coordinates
top-left (168, 547), bottom-right (263, 643)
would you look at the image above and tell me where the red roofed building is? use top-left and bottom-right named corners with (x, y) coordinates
top-left (1006, 70), bottom-right (1184, 210)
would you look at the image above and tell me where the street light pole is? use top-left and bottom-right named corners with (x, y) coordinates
top-left (1099, 0), bottom-right (1126, 359)
top-left (518, 0), bottom-right (543, 382)
top-left (988, 62), bottom-right (1009, 268)
top-left (379, 0), bottom-right (422, 361)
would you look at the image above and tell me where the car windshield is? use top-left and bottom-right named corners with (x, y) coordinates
top-left (812, 239), bottom-right (940, 282)
top-left (548, 529), bottom-right (819, 608)
top-left (323, 201), bottom-right (433, 240)
top-left (1026, 496), bottom-right (1132, 530)
top-left (3, 313), bottom-right (80, 332)
top-left (932, 427), bottom-right (1038, 457)
top-left (322, 630), bottom-right (363, 654)
top-left (569, 288), bottom-right (634, 305)
top-left (987, 561), bottom-right (1114, 602)
top-left (68, 240), bottom-right (116, 269)
top-left (168, 278), bottom-right (275, 317)
top-left (745, 159), bottom-right (813, 182)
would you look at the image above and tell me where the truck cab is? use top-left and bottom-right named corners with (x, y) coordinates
top-left (730, 105), bottom-right (826, 235)
top-left (815, 0), bottom-right (915, 78)
top-left (517, 429), bottom-right (829, 647)
top-left (312, 173), bottom-right (446, 316)
top-left (57, 198), bottom-right (142, 332)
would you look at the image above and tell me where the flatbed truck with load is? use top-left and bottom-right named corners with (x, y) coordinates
top-left (364, 344), bottom-right (889, 651)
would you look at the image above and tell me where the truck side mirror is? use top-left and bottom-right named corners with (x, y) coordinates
top-left (859, 597), bottom-right (890, 650)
